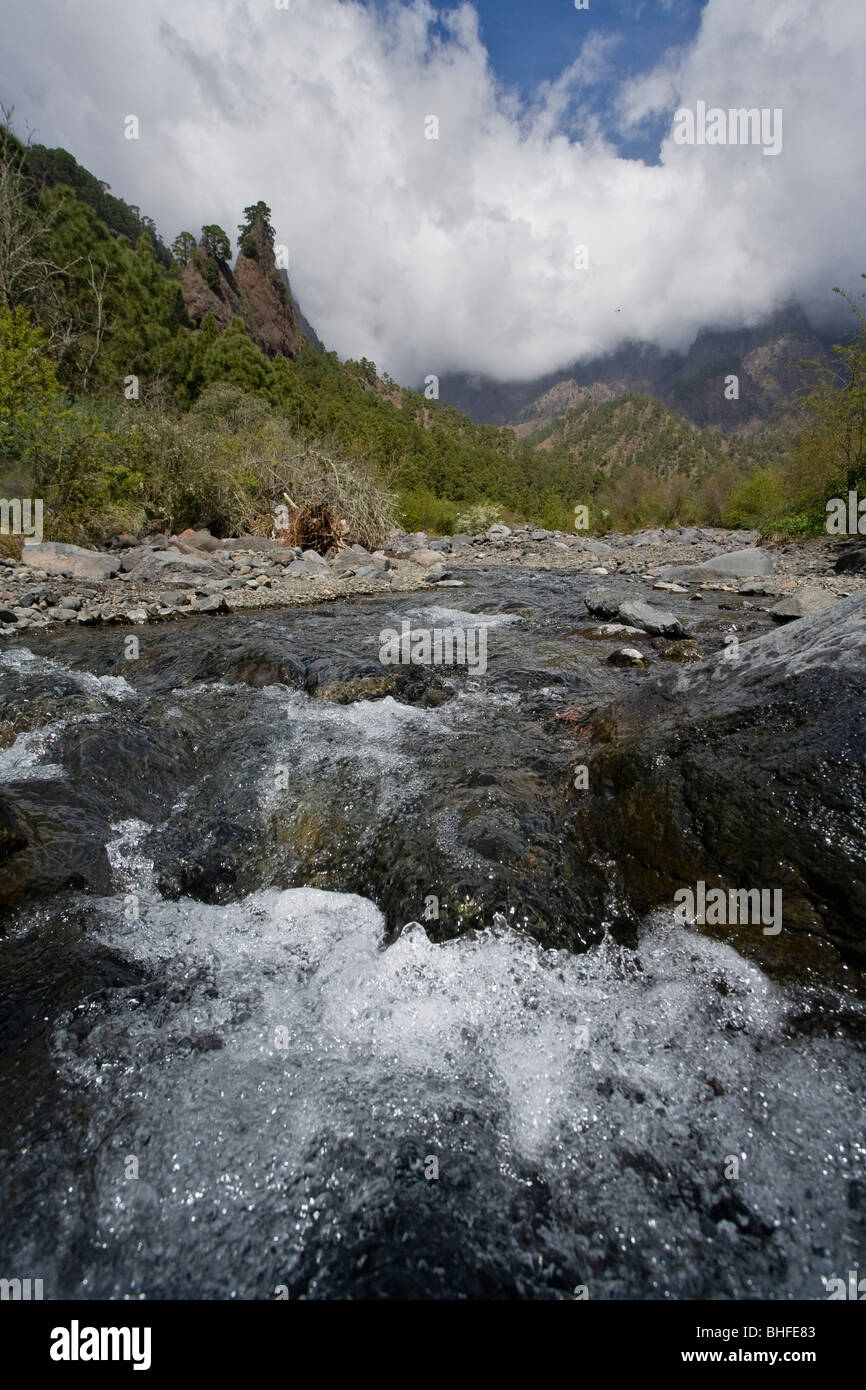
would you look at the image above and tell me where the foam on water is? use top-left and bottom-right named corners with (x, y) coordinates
top-left (42, 818), bottom-right (866, 1300)
top-left (0, 646), bottom-right (135, 700)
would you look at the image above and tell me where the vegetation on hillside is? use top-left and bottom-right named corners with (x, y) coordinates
top-left (0, 120), bottom-right (863, 543)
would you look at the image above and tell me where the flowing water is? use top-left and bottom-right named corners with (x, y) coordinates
top-left (1, 568), bottom-right (864, 1299)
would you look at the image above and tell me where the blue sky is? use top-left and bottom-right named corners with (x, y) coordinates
top-left (369, 0), bottom-right (706, 161)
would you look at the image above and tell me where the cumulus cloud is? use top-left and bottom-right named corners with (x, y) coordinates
top-left (1, 0), bottom-right (864, 383)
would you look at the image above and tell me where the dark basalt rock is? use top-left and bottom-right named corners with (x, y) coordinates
top-left (570, 591), bottom-right (866, 973)
top-left (835, 543), bottom-right (866, 574)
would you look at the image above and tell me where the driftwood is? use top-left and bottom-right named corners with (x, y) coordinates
top-left (276, 492), bottom-right (349, 554)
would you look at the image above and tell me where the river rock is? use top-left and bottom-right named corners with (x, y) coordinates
top-left (608, 647), bottom-right (649, 669)
top-left (128, 549), bottom-right (228, 586)
top-left (22, 542), bottom-right (121, 581)
top-left (287, 560), bottom-right (329, 579)
top-left (769, 588), bottom-right (838, 622)
top-left (584, 586), bottom-right (623, 619)
top-left (573, 590), bottom-right (866, 968)
top-left (835, 544), bottom-right (866, 574)
top-left (656, 549), bottom-right (775, 583)
top-left (409, 549), bottom-right (445, 567)
top-left (617, 599), bottom-right (683, 637)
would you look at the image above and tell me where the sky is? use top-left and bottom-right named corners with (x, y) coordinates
top-left (0, 0), bottom-right (864, 386)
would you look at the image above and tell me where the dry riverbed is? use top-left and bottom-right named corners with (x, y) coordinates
top-left (1, 521), bottom-right (864, 635)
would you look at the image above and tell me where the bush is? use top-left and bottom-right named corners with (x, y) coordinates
top-left (722, 468), bottom-right (787, 530)
top-left (454, 500), bottom-right (502, 534)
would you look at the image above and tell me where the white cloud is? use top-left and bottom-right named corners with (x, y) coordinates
top-left (0, 0), bottom-right (864, 384)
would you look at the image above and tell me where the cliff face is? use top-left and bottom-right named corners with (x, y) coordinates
top-left (180, 215), bottom-right (307, 359)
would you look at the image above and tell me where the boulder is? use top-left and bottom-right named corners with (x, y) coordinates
top-left (769, 588), bottom-right (838, 622)
top-left (409, 549), bottom-right (445, 567)
top-left (174, 528), bottom-right (222, 553)
top-left (835, 545), bottom-right (866, 574)
top-left (287, 560), bottom-right (329, 579)
top-left (128, 549), bottom-right (228, 586)
top-left (656, 549), bottom-right (774, 583)
top-left (22, 542), bottom-right (121, 581)
top-left (572, 591), bottom-right (866, 968)
top-left (584, 586), bottom-right (623, 620)
top-left (617, 599), bottom-right (684, 637)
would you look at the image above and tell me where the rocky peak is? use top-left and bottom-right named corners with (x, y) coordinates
top-left (180, 204), bottom-right (307, 360)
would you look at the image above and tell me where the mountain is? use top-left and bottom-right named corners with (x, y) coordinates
top-left (437, 306), bottom-right (835, 432)
top-left (180, 209), bottom-right (308, 360)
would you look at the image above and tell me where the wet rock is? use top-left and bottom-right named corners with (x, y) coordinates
top-left (660, 639), bottom-right (704, 662)
top-left (607, 647), bottom-right (649, 669)
top-left (21, 542), bottom-right (121, 581)
top-left (194, 594), bottom-right (228, 614)
top-left (617, 599), bottom-right (683, 637)
top-left (653, 581), bottom-right (689, 594)
top-left (574, 590), bottom-right (866, 968)
top-left (584, 586), bottom-right (623, 619)
top-left (585, 623), bottom-right (647, 639)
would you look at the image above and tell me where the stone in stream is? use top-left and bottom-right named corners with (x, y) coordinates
top-left (571, 590), bottom-right (866, 971)
top-left (769, 588), bottom-right (837, 622)
top-left (194, 594), bottom-right (228, 614)
top-left (607, 647), bottom-right (649, 669)
top-left (584, 586), bottom-right (623, 619)
top-left (660, 639), bottom-right (704, 662)
top-left (22, 542), bottom-right (121, 581)
top-left (617, 599), bottom-right (683, 637)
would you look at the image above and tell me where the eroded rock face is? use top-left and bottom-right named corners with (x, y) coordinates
top-left (571, 591), bottom-right (866, 970)
top-left (180, 214), bottom-right (306, 360)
